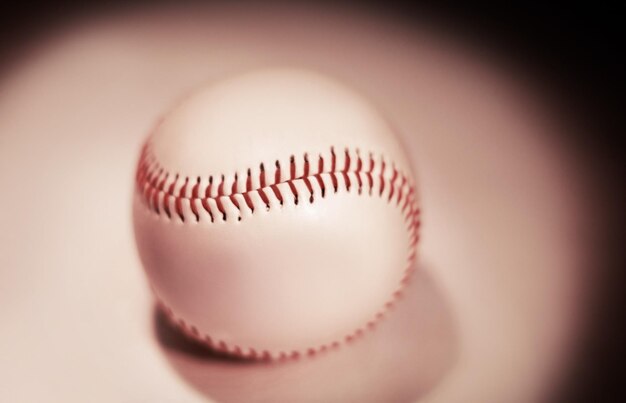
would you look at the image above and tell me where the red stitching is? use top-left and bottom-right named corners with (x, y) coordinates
top-left (139, 142), bottom-right (420, 360)
top-left (287, 181), bottom-right (299, 204)
top-left (379, 157), bottom-right (386, 197)
top-left (367, 153), bottom-right (375, 195)
top-left (314, 173), bottom-right (325, 198)
top-left (270, 184), bottom-right (283, 205)
top-left (342, 149), bottom-right (351, 191)
top-left (355, 149), bottom-right (363, 194)
top-left (389, 165), bottom-right (398, 202)
top-left (136, 144), bottom-right (416, 223)
top-left (303, 153), bottom-right (310, 176)
top-left (260, 163), bottom-right (267, 187)
top-left (258, 188), bottom-right (271, 210)
top-left (190, 177), bottom-right (201, 221)
top-left (274, 160), bottom-right (281, 183)
top-left (246, 169), bottom-right (253, 192)
top-left (231, 173), bottom-right (239, 195)
top-left (243, 191), bottom-right (255, 212)
top-left (303, 176), bottom-right (314, 203)
top-left (290, 155), bottom-right (296, 180)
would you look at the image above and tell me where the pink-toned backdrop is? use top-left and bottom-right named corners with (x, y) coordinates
top-left (0, 4), bottom-right (589, 402)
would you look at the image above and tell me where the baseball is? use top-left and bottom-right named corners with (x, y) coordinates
top-left (133, 69), bottom-right (420, 359)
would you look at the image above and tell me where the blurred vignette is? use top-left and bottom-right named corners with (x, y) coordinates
top-left (0, 2), bottom-right (623, 403)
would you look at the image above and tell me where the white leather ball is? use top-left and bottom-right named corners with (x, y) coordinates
top-left (133, 69), bottom-right (420, 359)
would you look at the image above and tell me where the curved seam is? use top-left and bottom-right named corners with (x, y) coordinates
top-left (137, 142), bottom-right (416, 223)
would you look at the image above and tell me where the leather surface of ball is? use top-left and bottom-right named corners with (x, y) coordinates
top-left (132, 69), bottom-right (420, 359)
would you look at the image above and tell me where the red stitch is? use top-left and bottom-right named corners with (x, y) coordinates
top-left (217, 175), bottom-right (225, 197)
top-left (207, 175), bottom-right (214, 198)
top-left (315, 174), bottom-right (326, 198)
top-left (397, 177), bottom-right (405, 205)
top-left (270, 184), bottom-right (283, 205)
top-left (203, 182), bottom-right (214, 222)
top-left (201, 199), bottom-right (214, 222)
top-left (303, 176), bottom-right (314, 202)
top-left (342, 171), bottom-right (351, 191)
top-left (367, 153), bottom-right (375, 194)
top-left (147, 167), bottom-right (158, 194)
top-left (330, 172), bottom-right (338, 193)
top-left (167, 174), bottom-right (178, 196)
top-left (330, 147), bottom-right (336, 172)
top-left (401, 193), bottom-right (411, 213)
top-left (232, 173), bottom-right (239, 194)
top-left (149, 187), bottom-right (158, 214)
top-left (243, 192), bottom-right (255, 212)
top-left (258, 188), bottom-right (271, 209)
top-left (150, 168), bottom-right (162, 189)
top-left (290, 155), bottom-right (296, 179)
top-left (342, 150), bottom-right (351, 191)
top-left (404, 207), bottom-right (414, 222)
top-left (176, 177), bottom-right (189, 222)
top-left (260, 163), bottom-right (266, 188)
top-left (230, 194), bottom-right (241, 219)
top-left (379, 157), bottom-right (386, 196)
top-left (318, 154), bottom-right (324, 174)
top-left (158, 172), bottom-right (168, 191)
top-left (288, 181), bottom-right (299, 204)
top-left (190, 177), bottom-right (201, 221)
top-left (191, 177), bottom-right (200, 198)
top-left (144, 165), bottom-right (155, 187)
top-left (246, 169), bottom-right (253, 192)
top-left (274, 160), bottom-right (281, 184)
top-left (388, 166), bottom-right (398, 202)
top-left (175, 197), bottom-right (185, 222)
top-left (163, 194), bottom-right (172, 218)
top-left (215, 197), bottom-right (227, 221)
top-left (303, 153), bottom-right (310, 177)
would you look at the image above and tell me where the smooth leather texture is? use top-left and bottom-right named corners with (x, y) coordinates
top-left (133, 69), bottom-right (419, 358)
